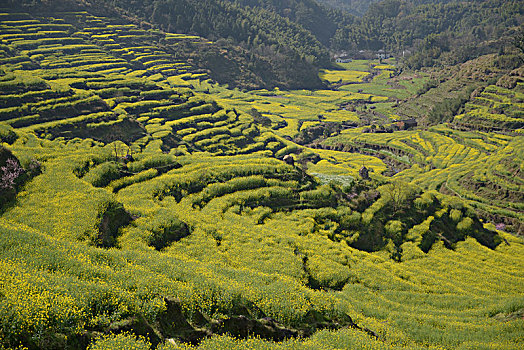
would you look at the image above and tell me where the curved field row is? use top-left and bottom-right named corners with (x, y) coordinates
top-left (1, 8), bottom-right (523, 350)
top-left (453, 83), bottom-right (524, 132)
top-left (3, 122), bottom-right (522, 349)
top-left (395, 136), bottom-right (524, 235)
top-left (61, 12), bottom-right (208, 79)
top-left (0, 11), bottom-right (289, 157)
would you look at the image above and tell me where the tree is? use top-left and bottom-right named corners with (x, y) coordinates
top-left (0, 156), bottom-right (23, 191)
top-left (513, 26), bottom-right (524, 53)
top-left (385, 220), bottom-right (404, 262)
top-left (380, 181), bottom-right (415, 214)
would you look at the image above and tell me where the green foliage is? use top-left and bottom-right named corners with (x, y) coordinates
top-left (456, 217), bottom-right (474, 233)
top-left (141, 211), bottom-right (191, 250)
top-left (332, 0), bottom-right (523, 68)
top-left (91, 199), bottom-right (131, 248)
top-left (306, 255), bottom-right (351, 290)
top-left (83, 161), bottom-right (122, 187)
top-left (0, 123), bottom-right (17, 143)
top-left (0, 5), bottom-right (523, 350)
top-left (428, 93), bottom-right (470, 124)
top-left (44, 0), bottom-right (330, 90)
top-left (379, 181), bottom-right (418, 214)
top-left (385, 220), bottom-right (403, 240)
top-left (299, 185), bottom-right (338, 208)
top-left (449, 208), bottom-right (462, 223)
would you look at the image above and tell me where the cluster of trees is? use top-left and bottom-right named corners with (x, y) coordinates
top-left (331, 0), bottom-right (523, 68)
top-left (104, 0), bottom-right (524, 72)
top-left (86, 0), bottom-right (334, 87)
top-left (316, 0), bottom-right (378, 16)
top-left (145, 0), bottom-right (331, 64)
top-left (7, 0), bottom-right (332, 89)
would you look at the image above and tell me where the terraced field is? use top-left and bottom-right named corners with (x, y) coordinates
top-left (2, 134), bottom-right (523, 349)
top-left (185, 59), bottom-right (422, 138)
top-left (0, 11), bottom-right (294, 157)
top-left (454, 81), bottom-right (524, 132)
top-left (321, 125), bottom-right (523, 234)
top-left (196, 56), bottom-right (523, 239)
top-left (0, 7), bottom-right (523, 350)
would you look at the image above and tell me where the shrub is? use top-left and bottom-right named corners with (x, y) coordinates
top-left (379, 181), bottom-right (418, 214)
top-left (306, 255), bottom-right (351, 290)
top-left (83, 162), bottom-right (122, 187)
top-left (457, 217), bottom-right (474, 233)
top-left (413, 191), bottom-right (435, 210)
top-left (0, 147), bottom-right (24, 209)
top-left (0, 123), bottom-right (17, 144)
top-left (143, 212), bottom-right (191, 250)
top-left (0, 153), bottom-right (23, 191)
top-left (419, 230), bottom-right (438, 253)
top-left (449, 208), bottom-right (462, 223)
top-left (90, 199), bottom-right (131, 248)
top-left (385, 220), bottom-right (404, 241)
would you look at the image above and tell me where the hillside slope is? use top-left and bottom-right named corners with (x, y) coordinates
top-left (316, 0), bottom-right (377, 16)
top-left (5, 0), bottom-right (331, 90)
top-left (0, 4), bottom-right (523, 350)
top-left (331, 0), bottom-right (523, 68)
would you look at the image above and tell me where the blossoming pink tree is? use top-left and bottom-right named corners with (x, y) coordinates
top-left (0, 158), bottom-right (24, 190)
